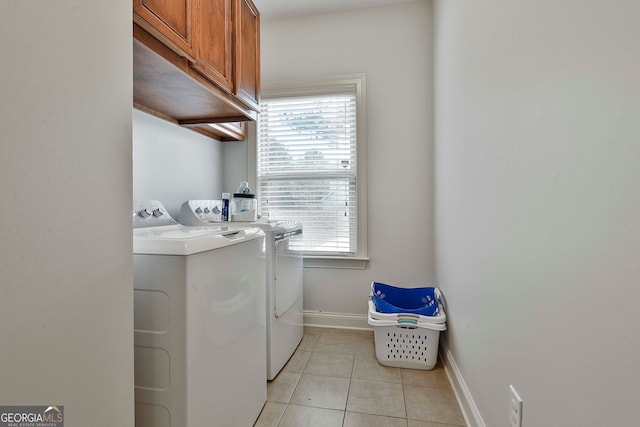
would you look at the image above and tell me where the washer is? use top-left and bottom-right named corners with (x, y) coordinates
top-left (133, 200), bottom-right (266, 427)
top-left (180, 200), bottom-right (304, 380)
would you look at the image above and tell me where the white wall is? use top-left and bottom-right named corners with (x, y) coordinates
top-left (0, 1), bottom-right (134, 426)
top-left (433, 1), bottom-right (640, 426)
top-left (133, 110), bottom-right (224, 219)
top-left (221, 123), bottom-right (253, 196)
top-left (260, 0), bottom-right (435, 316)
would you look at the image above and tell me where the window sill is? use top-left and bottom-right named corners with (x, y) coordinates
top-left (303, 256), bottom-right (369, 270)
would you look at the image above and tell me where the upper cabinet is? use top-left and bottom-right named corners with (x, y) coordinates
top-left (192, 0), bottom-right (233, 93)
top-left (234, 0), bottom-right (260, 110)
top-left (133, 0), bottom-right (195, 60)
top-left (133, 0), bottom-right (260, 141)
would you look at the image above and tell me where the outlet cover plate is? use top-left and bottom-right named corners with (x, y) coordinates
top-left (509, 384), bottom-right (523, 427)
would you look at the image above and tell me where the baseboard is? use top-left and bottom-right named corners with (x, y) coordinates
top-left (440, 341), bottom-right (486, 427)
top-left (303, 310), bottom-right (371, 330)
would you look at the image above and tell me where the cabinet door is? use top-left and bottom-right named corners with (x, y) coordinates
top-left (192, 0), bottom-right (234, 93)
top-left (134, 0), bottom-right (195, 59)
top-left (234, 0), bottom-right (260, 110)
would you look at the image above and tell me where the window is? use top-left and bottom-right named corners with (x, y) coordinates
top-left (252, 75), bottom-right (367, 268)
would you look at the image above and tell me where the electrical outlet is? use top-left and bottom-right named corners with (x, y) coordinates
top-left (509, 385), bottom-right (523, 427)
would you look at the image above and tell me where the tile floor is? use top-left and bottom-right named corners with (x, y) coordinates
top-left (254, 327), bottom-right (466, 427)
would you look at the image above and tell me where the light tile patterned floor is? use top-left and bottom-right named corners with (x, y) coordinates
top-left (254, 327), bottom-right (466, 427)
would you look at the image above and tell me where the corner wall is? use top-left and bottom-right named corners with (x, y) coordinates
top-left (433, 1), bottom-right (640, 425)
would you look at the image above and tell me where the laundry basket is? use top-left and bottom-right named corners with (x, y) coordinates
top-left (368, 282), bottom-right (446, 370)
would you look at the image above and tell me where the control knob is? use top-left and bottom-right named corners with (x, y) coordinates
top-left (139, 208), bottom-right (152, 218)
top-left (195, 207), bottom-right (203, 214)
top-left (152, 208), bottom-right (164, 217)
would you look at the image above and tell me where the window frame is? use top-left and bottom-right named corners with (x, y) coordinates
top-left (248, 74), bottom-right (368, 269)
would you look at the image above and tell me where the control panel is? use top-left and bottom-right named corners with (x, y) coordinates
top-left (133, 200), bottom-right (178, 228)
top-left (179, 200), bottom-right (223, 225)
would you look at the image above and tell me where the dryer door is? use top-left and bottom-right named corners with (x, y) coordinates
top-left (273, 230), bottom-right (303, 318)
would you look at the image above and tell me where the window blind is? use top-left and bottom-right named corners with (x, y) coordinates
top-left (257, 92), bottom-right (358, 255)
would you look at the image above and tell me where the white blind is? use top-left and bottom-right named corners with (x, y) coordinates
top-left (257, 92), bottom-right (358, 255)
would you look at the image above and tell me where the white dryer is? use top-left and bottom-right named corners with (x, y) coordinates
top-left (180, 200), bottom-right (304, 380)
top-left (133, 200), bottom-right (266, 427)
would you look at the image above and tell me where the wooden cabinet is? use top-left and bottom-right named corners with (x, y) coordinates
top-left (133, 0), bottom-right (260, 141)
top-left (133, 0), bottom-right (195, 60)
top-left (234, 0), bottom-right (260, 110)
top-left (192, 0), bottom-right (233, 93)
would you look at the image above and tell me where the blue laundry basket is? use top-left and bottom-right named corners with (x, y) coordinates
top-left (372, 281), bottom-right (440, 316)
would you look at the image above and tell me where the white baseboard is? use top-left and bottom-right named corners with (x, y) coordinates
top-left (440, 342), bottom-right (486, 427)
top-left (303, 310), bottom-right (371, 330)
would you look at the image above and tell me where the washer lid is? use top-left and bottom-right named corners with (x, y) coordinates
top-left (133, 224), bottom-right (264, 255)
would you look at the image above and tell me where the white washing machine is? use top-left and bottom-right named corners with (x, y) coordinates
top-left (133, 200), bottom-right (266, 427)
top-left (180, 200), bottom-right (304, 380)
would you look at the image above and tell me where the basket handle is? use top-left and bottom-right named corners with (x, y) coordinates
top-left (367, 316), bottom-right (447, 331)
top-left (397, 314), bottom-right (420, 327)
